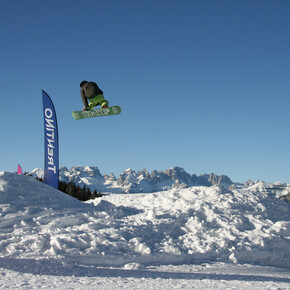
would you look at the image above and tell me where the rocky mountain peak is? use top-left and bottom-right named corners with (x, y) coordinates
top-left (31, 165), bottom-right (234, 194)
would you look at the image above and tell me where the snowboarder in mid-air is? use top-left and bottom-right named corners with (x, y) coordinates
top-left (80, 81), bottom-right (109, 111)
top-left (72, 81), bottom-right (120, 120)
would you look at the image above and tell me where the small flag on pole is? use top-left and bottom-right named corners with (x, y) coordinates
top-left (17, 164), bottom-right (23, 175)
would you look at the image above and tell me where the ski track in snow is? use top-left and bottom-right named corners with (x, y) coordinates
top-left (0, 171), bottom-right (289, 288)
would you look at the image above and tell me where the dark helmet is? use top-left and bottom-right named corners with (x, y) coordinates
top-left (80, 80), bottom-right (88, 88)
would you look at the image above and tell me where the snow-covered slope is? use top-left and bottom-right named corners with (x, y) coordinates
top-left (1, 171), bottom-right (289, 269)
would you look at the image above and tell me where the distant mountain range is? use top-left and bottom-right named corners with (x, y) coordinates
top-left (29, 166), bottom-right (290, 199)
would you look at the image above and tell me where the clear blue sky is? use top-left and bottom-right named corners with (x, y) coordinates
top-left (0, 0), bottom-right (289, 183)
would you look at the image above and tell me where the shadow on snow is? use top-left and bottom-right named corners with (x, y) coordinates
top-left (0, 257), bottom-right (289, 283)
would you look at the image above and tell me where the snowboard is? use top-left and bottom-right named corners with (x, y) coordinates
top-left (72, 106), bottom-right (121, 120)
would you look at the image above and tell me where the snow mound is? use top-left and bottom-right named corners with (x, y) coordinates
top-left (0, 172), bottom-right (289, 269)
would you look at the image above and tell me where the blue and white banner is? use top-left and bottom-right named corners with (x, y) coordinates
top-left (42, 90), bottom-right (59, 189)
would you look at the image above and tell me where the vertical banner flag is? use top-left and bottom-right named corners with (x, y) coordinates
top-left (42, 90), bottom-right (59, 189)
top-left (17, 164), bottom-right (23, 175)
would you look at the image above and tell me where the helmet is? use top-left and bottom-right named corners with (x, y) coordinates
top-left (80, 80), bottom-right (88, 87)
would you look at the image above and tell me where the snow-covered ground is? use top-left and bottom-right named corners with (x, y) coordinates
top-left (0, 172), bottom-right (289, 289)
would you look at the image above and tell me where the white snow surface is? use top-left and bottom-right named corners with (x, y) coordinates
top-left (0, 171), bottom-right (289, 289)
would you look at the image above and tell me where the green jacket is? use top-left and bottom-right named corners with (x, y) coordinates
top-left (81, 82), bottom-right (103, 108)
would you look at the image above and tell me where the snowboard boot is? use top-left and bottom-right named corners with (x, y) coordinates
top-left (101, 101), bottom-right (109, 109)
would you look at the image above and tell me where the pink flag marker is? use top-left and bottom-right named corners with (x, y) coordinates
top-left (17, 164), bottom-right (23, 175)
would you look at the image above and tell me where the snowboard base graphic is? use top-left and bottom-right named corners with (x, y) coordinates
top-left (72, 106), bottom-right (121, 120)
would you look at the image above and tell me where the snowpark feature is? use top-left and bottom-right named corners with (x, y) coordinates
top-left (0, 172), bottom-right (289, 288)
